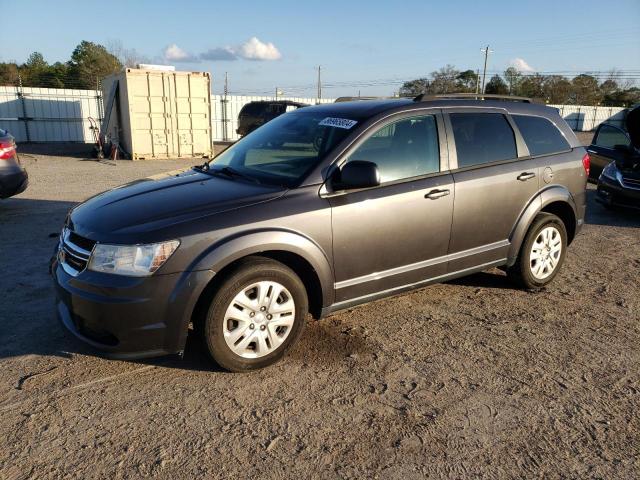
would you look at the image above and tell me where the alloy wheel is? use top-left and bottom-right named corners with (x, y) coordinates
top-left (529, 226), bottom-right (562, 280)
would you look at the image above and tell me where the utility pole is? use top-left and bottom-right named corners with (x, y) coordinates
top-left (222, 72), bottom-right (229, 142)
top-left (475, 69), bottom-right (480, 94)
top-left (480, 45), bottom-right (493, 94)
top-left (275, 87), bottom-right (279, 100)
top-left (317, 66), bottom-right (322, 104)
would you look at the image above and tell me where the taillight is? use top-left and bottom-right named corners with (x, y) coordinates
top-left (582, 152), bottom-right (590, 177)
top-left (0, 141), bottom-right (16, 160)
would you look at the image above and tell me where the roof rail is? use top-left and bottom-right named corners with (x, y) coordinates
top-left (334, 96), bottom-right (385, 103)
top-left (414, 93), bottom-right (532, 103)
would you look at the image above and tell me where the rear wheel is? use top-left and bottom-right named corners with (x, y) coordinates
top-left (202, 257), bottom-right (307, 372)
top-left (508, 213), bottom-right (567, 290)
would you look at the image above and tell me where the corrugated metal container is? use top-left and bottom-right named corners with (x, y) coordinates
top-left (102, 69), bottom-right (212, 159)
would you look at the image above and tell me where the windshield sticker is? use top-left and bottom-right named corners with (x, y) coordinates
top-left (319, 117), bottom-right (358, 129)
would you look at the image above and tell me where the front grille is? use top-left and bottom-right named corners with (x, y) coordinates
top-left (59, 228), bottom-right (95, 275)
top-left (68, 231), bottom-right (96, 252)
top-left (621, 176), bottom-right (640, 190)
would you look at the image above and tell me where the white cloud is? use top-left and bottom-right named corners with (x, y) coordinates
top-left (163, 44), bottom-right (198, 63)
top-left (162, 38), bottom-right (282, 64)
top-left (236, 37), bottom-right (282, 61)
top-left (509, 58), bottom-right (535, 72)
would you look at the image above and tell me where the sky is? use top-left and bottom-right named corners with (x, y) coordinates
top-left (2, 0), bottom-right (639, 97)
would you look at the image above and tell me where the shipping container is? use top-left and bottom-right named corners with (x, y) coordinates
top-left (101, 69), bottom-right (213, 159)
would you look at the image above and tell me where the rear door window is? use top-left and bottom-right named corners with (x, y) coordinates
top-left (449, 113), bottom-right (517, 168)
top-left (512, 115), bottom-right (571, 156)
top-left (594, 124), bottom-right (630, 149)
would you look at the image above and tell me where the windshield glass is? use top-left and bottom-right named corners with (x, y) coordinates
top-left (209, 111), bottom-right (359, 187)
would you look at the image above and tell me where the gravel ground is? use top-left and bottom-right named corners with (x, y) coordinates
top-left (1, 141), bottom-right (638, 479)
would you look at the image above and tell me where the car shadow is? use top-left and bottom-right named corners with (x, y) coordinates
top-left (584, 188), bottom-right (640, 228)
top-left (17, 141), bottom-right (233, 162)
top-left (447, 269), bottom-right (517, 290)
top-left (17, 142), bottom-right (96, 160)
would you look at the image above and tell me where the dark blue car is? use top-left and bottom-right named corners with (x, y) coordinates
top-left (592, 106), bottom-right (640, 210)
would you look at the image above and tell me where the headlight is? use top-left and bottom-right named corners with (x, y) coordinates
top-left (601, 162), bottom-right (617, 181)
top-left (88, 240), bottom-right (180, 276)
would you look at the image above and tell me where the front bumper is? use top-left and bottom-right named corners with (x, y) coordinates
top-left (51, 256), bottom-right (214, 359)
top-left (597, 175), bottom-right (640, 210)
top-left (0, 168), bottom-right (28, 199)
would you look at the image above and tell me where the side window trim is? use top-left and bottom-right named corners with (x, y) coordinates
top-left (320, 109), bottom-right (449, 196)
top-left (443, 108), bottom-right (529, 171)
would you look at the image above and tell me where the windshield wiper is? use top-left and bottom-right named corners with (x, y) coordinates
top-left (192, 163), bottom-right (210, 172)
top-left (210, 166), bottom-right (262, 184)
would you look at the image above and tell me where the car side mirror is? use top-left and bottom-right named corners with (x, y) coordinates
top-left (336, 161), bottom-right (380, 190)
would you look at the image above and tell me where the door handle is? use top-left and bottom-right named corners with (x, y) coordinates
top-left (517, 172), bottom-right (536, 181)
top-left (425, 188), bottom-right (450, 200)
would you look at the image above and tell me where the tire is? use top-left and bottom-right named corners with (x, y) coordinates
top-left (202, 257), bottom-right (308, 372)
top-left (507, 213), bottom-right (568, 290)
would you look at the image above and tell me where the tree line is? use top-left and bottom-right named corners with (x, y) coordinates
top-left (2, 44), bottom-right (638, 107)
top-left (0, 41), bottom-right (145, 90)
top-left (399, 65), bottom-right (639, 107)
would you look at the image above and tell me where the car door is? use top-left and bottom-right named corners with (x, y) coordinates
top-left (587, 124), bottom-right (631, 178)
top-left (325, 111), bottom-right (454, 304)
top-left (444, 109), bottom-right (539, 272)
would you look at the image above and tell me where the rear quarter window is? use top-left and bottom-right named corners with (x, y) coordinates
top-left (513, 115), bottom-right (570, 156)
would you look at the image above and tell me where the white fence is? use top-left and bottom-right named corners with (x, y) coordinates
top-left (549, 104), bottom-right (627, 131)
top-left (0, 85), bottom-right (630, 143)
top-left (0, 86), bottom-right (102, 143)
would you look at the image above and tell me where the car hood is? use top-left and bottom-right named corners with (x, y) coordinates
top-left (69, 167), bottom-right (286, 238)
top-left (627, 105), bottom-right (640, 149)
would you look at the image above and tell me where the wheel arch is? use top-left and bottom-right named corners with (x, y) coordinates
top-left (188, 230), bottom-right (334, 326)
top-left (507, 186), bottom-right (578, 265)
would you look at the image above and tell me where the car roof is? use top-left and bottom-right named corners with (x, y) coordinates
top-left (296, 97), bottom-right (559, 119)
top-left (296, 99), bottom-right (414, 117)
top-left (244, 100), bottom-right (307, 107)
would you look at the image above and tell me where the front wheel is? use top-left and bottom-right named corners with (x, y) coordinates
top-left (202, 257), bottom-right (308, 372)
top-left (507, 213), bottom-right (567, 290)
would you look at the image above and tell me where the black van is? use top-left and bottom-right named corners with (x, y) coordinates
top-left (236, 101), bottom-right (307, 136)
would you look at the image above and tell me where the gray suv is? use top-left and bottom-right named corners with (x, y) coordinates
top-left (51, 94), bottom-right (588, 371)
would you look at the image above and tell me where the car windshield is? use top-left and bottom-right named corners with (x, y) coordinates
top-left (208, 111), bottom-right (359, 187)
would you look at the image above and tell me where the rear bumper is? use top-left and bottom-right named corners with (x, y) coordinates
top-left (0, 168), bottom-right (28, 199)
top-left (52, 255), bottom-right (214, 359)
top-left (597, 176), bottom-right (640, 209)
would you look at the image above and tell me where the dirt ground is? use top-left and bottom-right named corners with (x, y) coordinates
top-left (1, 139), bottom-right (638, 479)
